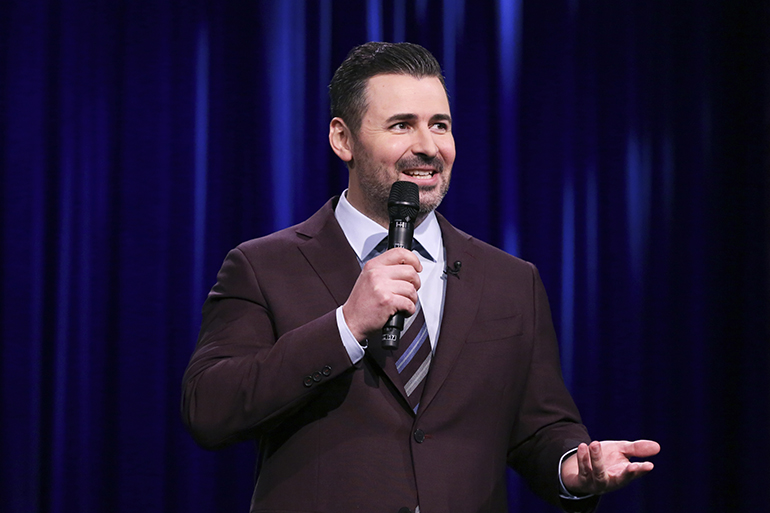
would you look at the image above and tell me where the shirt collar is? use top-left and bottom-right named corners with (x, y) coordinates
top-left (335, 190), bottom-right (441, 262)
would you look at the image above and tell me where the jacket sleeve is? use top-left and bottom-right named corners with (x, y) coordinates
top-left (180, 246), bottom-right (354, 450)
top-left (506, 263), bottom-right (599, 512)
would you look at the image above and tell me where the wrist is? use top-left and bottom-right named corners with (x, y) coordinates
top-left (341, 304), bottom-right (370, 344)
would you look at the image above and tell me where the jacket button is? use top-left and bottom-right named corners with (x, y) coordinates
top-left (413, 429), bottom-right (425, 443)
top-left (321, 365), bottom-right (332, 376)
top-left (312, 371), bottom-right (322, 382)
top-left (303, 376), bottom-right (313, 387)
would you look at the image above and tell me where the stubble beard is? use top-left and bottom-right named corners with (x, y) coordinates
top-left (354, 153), bottom-right (451, 226)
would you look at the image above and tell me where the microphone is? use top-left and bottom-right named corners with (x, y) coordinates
top-left (381, 181), bottom-right (420, 351)
top-left (445, 260), bottom-right (462, 277)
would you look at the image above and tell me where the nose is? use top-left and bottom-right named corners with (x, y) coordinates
top-left (410, 125), bottom-right (439, 158)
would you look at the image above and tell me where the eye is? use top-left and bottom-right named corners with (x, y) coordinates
top-left (390, 122), bottom-right (409, 130)
top-left (432, 122), bottom-right (449, 132)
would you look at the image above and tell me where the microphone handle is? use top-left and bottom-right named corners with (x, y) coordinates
top-left (387, 219), bottom-right (414, 250)
top-left (381, 218), bottom-right (414, 350)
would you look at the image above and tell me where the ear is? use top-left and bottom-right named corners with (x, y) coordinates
top-left (329, 117), bottom-right (354, 163)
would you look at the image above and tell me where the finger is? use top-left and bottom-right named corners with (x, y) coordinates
top-left (577, 443), bottom-right (593, 483)
top-left (375, 266), bottom-right (422, 293)
top-left (393, 266), bottom-right (422, 291)
top-left (589, 441), bottom-right (606, 483)
top-left (365, 258), bottom-right (422, 290)
top-left (633, 461), bottom-right (655, 472)
top-left (624, 460), bottom-right (655, 474)
top-left (617, 460), bottom-right (655, 488)
top-left (386, 297), bottom-right (418, 318)
top-left (386, 282), bottom-right (420, 313)
top-left (377, 247), bottom-right (423, 271)
top-left (367, 277), bottom-right (418, 307)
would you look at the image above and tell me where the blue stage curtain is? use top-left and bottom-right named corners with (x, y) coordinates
top-left (1, 1), bottom-right (767, 512)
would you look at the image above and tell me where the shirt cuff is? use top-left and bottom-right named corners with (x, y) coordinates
top-left (336, 306), bottom-right (366, 364)
top-left (558, 448), bottom-right (595, 501)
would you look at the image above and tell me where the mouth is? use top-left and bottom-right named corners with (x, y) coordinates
top-left (401, 168), bottom-right (438, 180)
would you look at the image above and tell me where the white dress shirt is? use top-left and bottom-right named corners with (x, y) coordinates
top-left (333, 190), bottom-right (446, 363)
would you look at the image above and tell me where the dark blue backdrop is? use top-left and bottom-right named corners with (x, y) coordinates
top-left (1, 1), bottom-right (768, 512)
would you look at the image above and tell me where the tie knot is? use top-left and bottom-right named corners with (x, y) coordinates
top-left (364, 237), bottom-right (433, 263)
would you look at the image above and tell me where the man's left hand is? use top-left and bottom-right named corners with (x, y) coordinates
top-left (561, 440), bottom-right (661, 496)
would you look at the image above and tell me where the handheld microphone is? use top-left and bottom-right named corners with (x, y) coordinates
top-left (381, 181), bottom-right (420, 351)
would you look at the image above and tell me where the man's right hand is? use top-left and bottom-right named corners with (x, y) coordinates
top-left (342, 247), bottom-right (423, 342)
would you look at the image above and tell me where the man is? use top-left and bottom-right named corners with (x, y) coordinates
top-left (181, 42), bottom-right (659, 513)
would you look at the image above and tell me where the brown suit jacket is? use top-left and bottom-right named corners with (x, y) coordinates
top-left (182, 198), bottom-right (597, 513)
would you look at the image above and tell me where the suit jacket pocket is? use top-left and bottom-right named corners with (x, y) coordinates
top-left (465, 314), bottom-right (523, 343)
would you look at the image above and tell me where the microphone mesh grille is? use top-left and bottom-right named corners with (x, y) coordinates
top-left (387, 181), bottom-right (420, 220)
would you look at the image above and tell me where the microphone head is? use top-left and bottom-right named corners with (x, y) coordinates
top-left (388, 181), bottom-right (420, 220)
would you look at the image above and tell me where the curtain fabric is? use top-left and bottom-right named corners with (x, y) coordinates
top-left (1, 1), bottom-right (767, 512)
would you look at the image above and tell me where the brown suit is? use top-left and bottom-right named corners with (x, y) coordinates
top-left (182, 198), bottom-right (597, 513)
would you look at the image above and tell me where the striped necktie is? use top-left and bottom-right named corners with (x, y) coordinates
top-left (362, 237), bottom-right (433, 412)
top-left (392, 300), bottom-right (432, 412)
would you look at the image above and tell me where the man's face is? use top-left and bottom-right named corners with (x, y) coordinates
top-left (345, 74), bottom-right (455, 224)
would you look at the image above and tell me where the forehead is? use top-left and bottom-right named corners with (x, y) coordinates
top-left (362, 74), bottom-right (450, 121)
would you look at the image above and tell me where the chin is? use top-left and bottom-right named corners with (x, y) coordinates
top-left (418, 194), bottom-right (445, 214)
top-left (417, 182), bottom-right (449, 213)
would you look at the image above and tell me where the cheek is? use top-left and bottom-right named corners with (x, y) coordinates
top-left (369, 143), bottom-right (401, 166)
top-left (388, 143), bottom-right (413, 163)
top-left (438, 140), bottom-right (456, 164)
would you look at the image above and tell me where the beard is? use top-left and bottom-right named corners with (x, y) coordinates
top-left (354, 153), bottom-right (452, 224)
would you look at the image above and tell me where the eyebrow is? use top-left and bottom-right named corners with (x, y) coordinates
top-left (385, 113), bottom-right (453, 125)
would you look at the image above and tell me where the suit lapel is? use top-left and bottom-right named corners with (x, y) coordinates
top-left (295, 198), bottom-right (362, 307)
top-left (418, 214), bottom-right (485, 415)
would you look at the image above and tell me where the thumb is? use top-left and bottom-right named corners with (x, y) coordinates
top-left (624, 440), bottom-right (661, 458)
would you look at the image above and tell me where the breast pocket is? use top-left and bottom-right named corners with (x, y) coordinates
top-left (465, 314), bottom-right (523, 343)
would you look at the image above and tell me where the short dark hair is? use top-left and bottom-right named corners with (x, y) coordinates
top-left (329, 42), bottom-right (447, 133)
